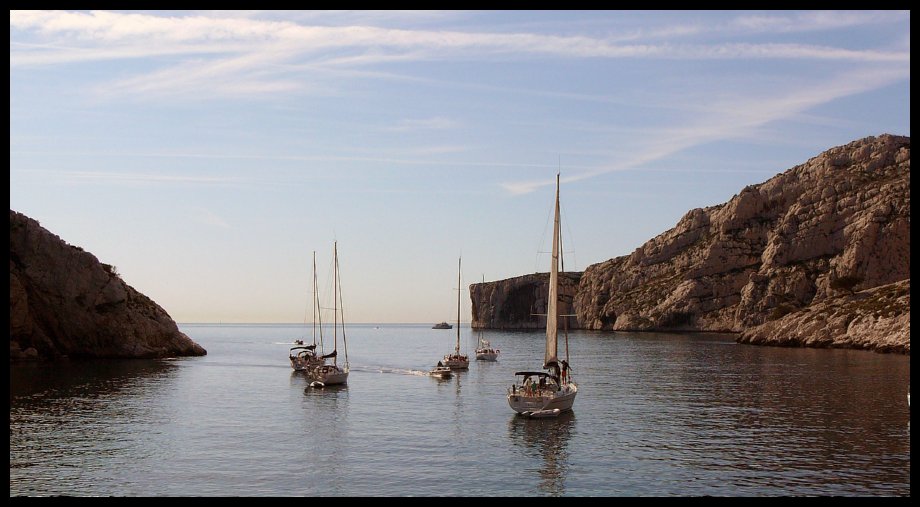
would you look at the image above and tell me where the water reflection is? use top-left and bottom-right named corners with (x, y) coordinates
top-left (11, 359), bottom-right (179, 403)
top-left (283, 371), bottom-right (352, 495)
top-left (11, 326), bottom-right (910, 496)
top-left (10, 359), bottom-right (183, 496)
top-left (507, 411), bottom-right (576, 496)
top-left (452, 371), bottom-right (466, 444)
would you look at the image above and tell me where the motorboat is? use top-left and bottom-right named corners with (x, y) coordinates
top-left (428, 365), bottom-right (454, 379)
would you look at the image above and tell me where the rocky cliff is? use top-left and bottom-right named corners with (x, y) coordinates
top-left (471, 134), bottom-right (910, 353)
top-left (470, 272), bottom-right (581, 330)
top-left (738, 279), bottom-right (909, 353)
top-left (10, 210), bottom-right (206, 360)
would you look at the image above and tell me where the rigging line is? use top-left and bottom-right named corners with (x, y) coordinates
top-left (317, 251), bottom-right (337, 355)
top-left (560, 192), bottom-right (571, 364)
top-left (302, 253), bottom-right (312, 341)
top-left (333, 242), bottom-right (338, 367)
top-left (456, 256), bottom-right (462, 355)
top-left (313, 251), bottom-right (324, 348)
top-left (559, 200), bottom-right (577, 272)
top-left (335, 241), bottom-right (349, 368)
top-left (535, 191), bottom-right (554, 273)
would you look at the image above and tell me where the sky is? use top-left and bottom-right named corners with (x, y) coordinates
top-left (9, 10), bottom-right (911, 324)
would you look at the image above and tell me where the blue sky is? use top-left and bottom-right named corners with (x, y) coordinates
top-left (9, 10), bottom-right (910, 324)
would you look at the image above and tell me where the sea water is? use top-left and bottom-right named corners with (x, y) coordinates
top-left (10, 324), bottom-right (911, 496)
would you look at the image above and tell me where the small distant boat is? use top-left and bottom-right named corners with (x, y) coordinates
top-left (294, 339), bottom-right (304, 345)
top-left (432, 322), bottom-right (452, 329)
top-left (428, 364), bottom-right (454, 379)
top-left (475, 333), bottom-right (500, 361)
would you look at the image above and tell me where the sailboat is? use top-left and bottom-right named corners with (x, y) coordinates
top-left (441, 257), bottom-right (469, 370)
top-left (507, 173), bottom-right (577, 416)
top-left (475, 273), bottom-right (499, 361)
top-left (475, 332), bottom-right (500, 361)
top-left (290, 251), bottom-right (324, 372)
top-left (308, 242), bottom-right (350, 386)
top-left (289, 344), bottom-right (318, 371)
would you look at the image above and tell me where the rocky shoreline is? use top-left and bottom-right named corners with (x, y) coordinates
top-left (10, 210), bottom-right (206, 361)
top-left (471, 134), bottom-right (910, 354)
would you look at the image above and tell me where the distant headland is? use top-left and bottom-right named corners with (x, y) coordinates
top-left (10, 209), bottom-right (206, 361)
top-left (471, 134), bottom-right (910, 354)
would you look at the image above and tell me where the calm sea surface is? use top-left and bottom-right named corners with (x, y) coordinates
top-left (10, 324), bottom-right (910, 496)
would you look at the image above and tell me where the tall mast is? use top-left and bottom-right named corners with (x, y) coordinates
top-left (335, 241), bottom-right (349, 369)
top-left (545, 173), bottom-right (560, 370)
top-left (313, 251), bottom-right (324, 352)
top-left (456, 256), bottom-right (462, 355)
top-left (561, 223), bottom-right (570, 365)
top-left (333, 241), bottom-right (338, 366)
top-left (312, 251), bottom-right (316, 347)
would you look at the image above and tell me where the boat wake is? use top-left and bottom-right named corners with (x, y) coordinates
top-left (349, 365), bottom-right (432, 377)
top-left (290, 363), bottom-right (458, 378)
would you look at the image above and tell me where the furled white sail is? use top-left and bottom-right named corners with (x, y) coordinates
top-left (544, 174), bottom-right (560, 370)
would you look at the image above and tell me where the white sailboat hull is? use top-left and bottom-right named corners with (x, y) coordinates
top-left (310, 365), bottom-right (349, 385)
top-left (442, 354), bottom-right (469, 370)
top-left (475, 350), bottom-right (499, 361)
top-left (507, 382), bottom-right (577, 414)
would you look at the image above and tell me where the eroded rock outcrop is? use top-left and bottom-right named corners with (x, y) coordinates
top-left (470, 272), bottom-right (580, 330)
top-left (471, 134), bottom-right (909, 353)
top-left (10, 210), bottom-right (206, 360)
top-left (738, 279), bottom-right (909, 353)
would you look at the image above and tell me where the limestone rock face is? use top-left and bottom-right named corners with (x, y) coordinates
top-left (738, 279), bottom-right (909, 354)
top-left (470, 272), bottom-right (580, 330)
top-left (9, 210), bottom-right (206, 360)
top-left (470, 134), bottom-right (909, 353)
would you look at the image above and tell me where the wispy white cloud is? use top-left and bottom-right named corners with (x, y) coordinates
top-left (386, 117), bottom-right (459, 132)
top-left (10, 10), bottom-right (909, 102)
top-left (502, 64), bottom-right (910, 195)
top-left (403, 145), bottom-right (468, 156)
top-left (52, 170), bottom-right (245, 185)
top-left (101, 49), bottom-right (305, 99)
top-left (10, 10), bottom-right (909, 197)
top-left (11, 10), bottom-right (908, 59)
top-left (627, 11), bottom-right (910, 42)
top-left (729, 11), bottom-right (908, 34)
top-left (195, 208), bottom-right (231, 229)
